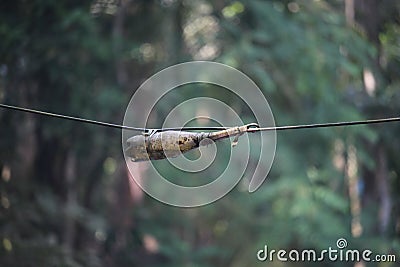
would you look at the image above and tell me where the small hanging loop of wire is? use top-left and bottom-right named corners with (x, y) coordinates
top-left (245, 123), bottom-right (260, 132)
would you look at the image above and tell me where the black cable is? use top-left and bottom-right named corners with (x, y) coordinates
top-left (0, 103), bottom-right (145, 131)
top-left (247, 116), bottom-right (400, 132)
top-left (0, 103), bottom-right (228, 132)
top-left (1, 103), bottom-right (399, 133)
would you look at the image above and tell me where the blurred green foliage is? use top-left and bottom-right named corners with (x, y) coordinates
top-left (0, 0), bottom-right (399, 266)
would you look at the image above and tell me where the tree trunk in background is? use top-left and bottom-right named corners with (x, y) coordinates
top-left (13, 81), bottom-right (37, 193)
top-left (355, 0), bottom-right (380, 44)
top-left (354, 0), bottom-right (392, 234)
top-left (375, 145), bottom-right (391, 233)
top-left (14, 112), bottom-right (37, 182)
top-left (63, 150), bottom-right (77, 255)
top-left (164, 0), bottom-right (184, 63)
top-left (345, 144), bottom-right (363, 237)
top-left (345, 0), bottom-right (355, 26)
top-left (113, 0), bottom-right (133, 89)
top-left (108, 2), bottom-right (142, 265)
top-left (108, 161), bottom-right (136, 267)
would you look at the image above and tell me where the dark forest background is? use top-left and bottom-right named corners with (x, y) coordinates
top-left (0, 0), bottom-right (399, 266)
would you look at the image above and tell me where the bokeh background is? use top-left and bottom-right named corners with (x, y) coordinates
top-left (0, 0), bottom-right (399, 266)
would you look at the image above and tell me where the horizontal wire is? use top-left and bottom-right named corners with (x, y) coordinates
top-left (0, 103), bottom-right (145, 131)
top-left (1, 103), bottom-right (399, 133)
top-left (247, 116), bottom-right (400, 132)
top-left (0, 103), bottom-right (228, 132)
